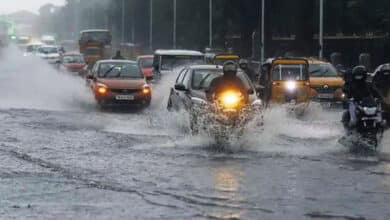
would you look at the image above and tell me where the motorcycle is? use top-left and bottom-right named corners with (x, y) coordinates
top-left (190, 90), bottom-right (263, 145)
top-left (341, 97), bottom-right (385, 151)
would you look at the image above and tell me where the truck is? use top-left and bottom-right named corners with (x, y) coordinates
top-left (79, 29), bottom-right (112, 67)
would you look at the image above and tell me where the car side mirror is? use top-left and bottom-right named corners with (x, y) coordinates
top-left (175, 84), bottom-right (187, 91)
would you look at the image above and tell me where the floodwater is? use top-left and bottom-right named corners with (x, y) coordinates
top-left (0, 47), bottom-right (389, 220)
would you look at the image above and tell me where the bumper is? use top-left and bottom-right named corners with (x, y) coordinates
top-left (95, 93), bottom-right (151, 106)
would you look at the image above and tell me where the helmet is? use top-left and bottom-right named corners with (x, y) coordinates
top-left (376, 63), bottom-right (390, 76)
top-left (223, 61), bottom-right (238, 76)
top-left (352, 65), bottom-right (367, 81)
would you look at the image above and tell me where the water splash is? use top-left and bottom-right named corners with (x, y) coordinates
top-left (0, 46), bottom-right (94, 111)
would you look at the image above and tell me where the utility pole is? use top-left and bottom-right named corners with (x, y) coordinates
top-left (319, 0), bottom-right (324, 59)
top-left (149, 0), bottom-right (153, 51)
top-left (131, 0), bottom-right (135, 43)
top-left (173, 0), bottom-right (177, 49)
top-left (260, 0), bottom-right (265, 62)
top-left (121, 0), bottom-right (125, 43)
top-left (209, 0), bottom-right (213, 48)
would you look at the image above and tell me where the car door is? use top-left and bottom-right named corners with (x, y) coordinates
top-left (88, 63), bottom-right (99, 88)
top-left (179, 69), bottom-right (193, 110)
top-left (170, 68), bottom-right (188, 109)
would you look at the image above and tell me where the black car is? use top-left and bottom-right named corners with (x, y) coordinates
top-left (167, 65), bottom-right (261, 112)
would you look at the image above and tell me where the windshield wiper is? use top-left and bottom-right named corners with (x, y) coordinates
top-left (102, 65), bottom-right (116, 77)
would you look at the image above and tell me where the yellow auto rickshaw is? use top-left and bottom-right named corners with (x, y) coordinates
top-left (260, 58), bottom-right (312, 114)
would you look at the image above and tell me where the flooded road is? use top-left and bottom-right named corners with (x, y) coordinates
top-left (0, 47), bottom-right (390, 220)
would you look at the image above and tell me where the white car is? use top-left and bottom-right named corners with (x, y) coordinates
top-left (36, 46), bottom-right (60, 64)
top-left (24, 43), bottom-right (44, 56)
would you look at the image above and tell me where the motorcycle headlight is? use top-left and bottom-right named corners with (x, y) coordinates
top-left (363, 107), bottom-right (377, 116)
top-left (285, 81), bottom-right (297, 91)
top-left (219, 91), bottom-right (241, 109)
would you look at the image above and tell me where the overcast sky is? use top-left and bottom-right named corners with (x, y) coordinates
top-left (0, 0), bottom-right (65, 14)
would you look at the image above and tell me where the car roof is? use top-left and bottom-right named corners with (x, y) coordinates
top-left (154, 49), bottom-right (204, 56)
top-left (97, 59), bottom-right (137, 64)
top-left (63, 52), bottom-right (83, 56)
top-left (80, 29), bottom-right (110, 34)
top-left (39, 45), bottom-right (58, 48)
top-left (137, 55), bottom-right (154, 59)
top-left (188, 64), bottom-right (222, 70)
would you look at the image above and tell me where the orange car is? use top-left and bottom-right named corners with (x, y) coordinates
top-left (137, 55), bottom-right (154, 80)
top-left (87, 60), bottom-right (152, 108)
top-left (308, 59), bottom-right (345, 102)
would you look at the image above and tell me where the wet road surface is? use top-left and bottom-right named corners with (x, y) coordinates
top-left (1, 47), bottom-right (390, 220)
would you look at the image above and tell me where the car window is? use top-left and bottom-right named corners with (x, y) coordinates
top-left (182, 69), bottom-right (192, 87)
top-left (38, 47), bottom-right (58, 54)
top-left (63, 55), bottom-right (85, 64)
top-left (140, 58), bottom-right (153, 68)
top-left (309, 63), bottom-right (338, 77)
top-left (272, 64), bottom-right (308, 81)
top-left (192, 69), bottom-right (223, 90)
top-left (98, 62), bottom-right (143, 79)
top-left (176, 68), bottom-right (187, 84)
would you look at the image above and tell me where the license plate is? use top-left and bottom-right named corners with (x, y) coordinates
top-left (317, 93), bottom-right (334, 99)
top-left (115, 95), bottom-right (134, 100)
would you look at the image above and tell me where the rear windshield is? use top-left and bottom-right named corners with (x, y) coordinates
top-left (38, 47), bottom-right (58, 54)
top-left (98, 62), bottom-right (143, 79)
top-left (80, 32), bottom-right (111, 44)
top-left (139, 58), bottom-right (153, 68)
top-left (160, 55), bottom-right (204, 70)
top-left (84, 48), bottom-right (100, 56)
top-left (63, 55), bottom-right (85, 64)
top-left (192, 69), bottom-right (251, 91)
top-left (272, 64), bottom-right (308, 81)
top-left (309, 63), bottom-right (339, 77)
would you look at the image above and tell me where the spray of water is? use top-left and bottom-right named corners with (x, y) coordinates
top-left (0, 48), bottom-right (356, 156)
top-left (0, 46), bottom-right (94, 111)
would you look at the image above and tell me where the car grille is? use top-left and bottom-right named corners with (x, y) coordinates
top-left (109, 89), bottom-right (141, 94)
top-left (311, 86), bottom-right (339, 93)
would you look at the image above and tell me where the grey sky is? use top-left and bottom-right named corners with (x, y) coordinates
top-left (1, 0), bottom-right (65, 14)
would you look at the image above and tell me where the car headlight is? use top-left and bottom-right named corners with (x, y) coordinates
top-left (219, 91), bottom-right (241, 109)
top-left (96, 83), bottom-right (108, 95)
top-left (285, 81), bottom-right (297, 91)
top-left (142, 85), bottom-right (151, 95)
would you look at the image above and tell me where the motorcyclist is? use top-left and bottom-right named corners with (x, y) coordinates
top-left (343, 65), bottom-right (372, 127)
top-left (112, 50), bottom-right (125, 60)
top-left (207, 61), bottom-right (249, 102)
top-left (372, 63), bottom-right (390, 125)
top-left (239, 59), bottom-right (256, 82)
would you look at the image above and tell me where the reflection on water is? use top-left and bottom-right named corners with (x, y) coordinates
top-left (208, 163), bottom-right (243, 219)
top-left (383, 163), bottom-right (390, 187)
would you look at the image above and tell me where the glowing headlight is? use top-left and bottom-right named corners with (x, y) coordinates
top-left (143, 85), bottom-right (151, 95)
top-left (220, 91), bottom-right (241, 108)
top-left (363, 107), bottom-right (377, 116)
top-left (96, 83), bottom-right (108, 95)
top-left (285, 81), bottom-right (297, 91)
